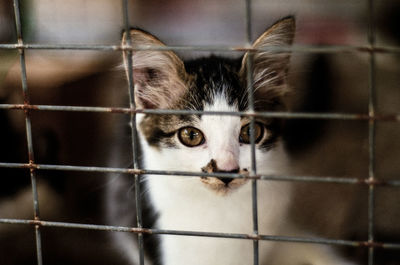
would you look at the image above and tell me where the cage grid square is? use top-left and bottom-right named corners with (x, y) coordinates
top-left (1, 0), bottom-right (400, 265)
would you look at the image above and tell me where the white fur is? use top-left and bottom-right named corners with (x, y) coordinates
top-left (142, 94), bottom-right (292, 265)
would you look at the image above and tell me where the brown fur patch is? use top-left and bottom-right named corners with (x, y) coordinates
top-left (140, 113), bottom-right (197, 148)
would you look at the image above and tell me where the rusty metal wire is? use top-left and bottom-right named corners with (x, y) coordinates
top-left (1, 43), bottom-right (400, 54)
top-left (1, 217), bottom-right (400, 249)
top-left (121, 0), bottom-right (145, 264)
top-left (1, 0), bottom-right (400, 265)
top-left (1, 161), bottom-right (400, 186)
top-left (367, 0), bottom-right (377, 264)
top-left (243, 1), bottom-right (260, 264)
top-left (1, 103), bottom-right (400, 121)
top-left (11, 0), bottom-right (43, 264)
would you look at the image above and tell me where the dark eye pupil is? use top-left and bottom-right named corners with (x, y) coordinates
top-left (189, 130), bottom-right (197, 140)
top-left (246, 127), bottom-right (251, 136)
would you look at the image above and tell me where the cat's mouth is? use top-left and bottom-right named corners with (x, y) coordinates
top-left (199, 176), bottom-right (249, 195)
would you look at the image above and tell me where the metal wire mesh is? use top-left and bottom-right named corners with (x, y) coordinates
top-left (1, 0), bottom-right (400, 265)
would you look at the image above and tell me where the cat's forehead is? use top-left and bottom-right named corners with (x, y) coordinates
top-left (182, 56), bottom-right (248, 111)
top-left (201, 95), bottom-right (241, 131)
top-left (203, 94), bottom-right (237, 112)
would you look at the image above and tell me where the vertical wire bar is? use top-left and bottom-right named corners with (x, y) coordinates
top-left (245, 0), bottom-right (252, 43)
top-left (12, 1), bottom-right (43, 265)
top-left (367, 0), bottom-right (376, 264)
top-left (122, 0), bottom-right (145, 264)
top-left (245, 1), bottom-right (259, 264)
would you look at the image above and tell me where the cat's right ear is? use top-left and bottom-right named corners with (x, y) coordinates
top-left (121, 29), bottom-right (188, 109)
top-left (239, 17), bottom-right (295, 106)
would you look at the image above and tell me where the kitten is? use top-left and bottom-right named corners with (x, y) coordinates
top-left (107, 17), bottom-right (356, 265)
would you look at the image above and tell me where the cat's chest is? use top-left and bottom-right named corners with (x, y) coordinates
top-left (146, 176), bottom-right (292, 265)
top-left (149, 176), bottom-right (253, 232)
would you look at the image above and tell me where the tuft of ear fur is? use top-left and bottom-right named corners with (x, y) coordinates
top-left (122, 29), bottom-right (188, 109)
top-left (240, 17), bottom-right (295, 106)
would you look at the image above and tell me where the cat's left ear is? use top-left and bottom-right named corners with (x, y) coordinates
top-left (240, 17), bottom-right (295, 105)
top-left (121, 29), bottom-right (188, 109)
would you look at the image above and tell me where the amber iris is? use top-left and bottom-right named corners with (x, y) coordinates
top-left (239, 122), bottom-right (264, 144)
top-left (178, 127), bottom-right (205, 147)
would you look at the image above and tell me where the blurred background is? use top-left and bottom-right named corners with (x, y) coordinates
top-left (1, 0), bottom-right (400, 264)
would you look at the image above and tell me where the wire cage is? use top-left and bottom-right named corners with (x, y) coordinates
top-left (1, 0), bottom-right (400, 265)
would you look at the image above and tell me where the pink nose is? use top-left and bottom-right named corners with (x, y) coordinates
top-left (214, 151), bottom-right (239, 172)
top-left (215, 159), bottom-right (239, 172)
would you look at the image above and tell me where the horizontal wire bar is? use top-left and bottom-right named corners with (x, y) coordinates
top-left (0, 218), bottom-right (399, 249)
top-left (0, 43), bottom-right (121, 51)
top-left (1, 103), bottom-right (400, 122)
top-left (0, 43), bottom-right (400, 54)
top-left (0, 162), bottom-right (399, 186)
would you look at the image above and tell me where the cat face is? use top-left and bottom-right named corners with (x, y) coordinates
top-left (122, 17), bottom-right (295, 194)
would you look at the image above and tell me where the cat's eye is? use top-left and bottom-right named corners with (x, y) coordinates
top-left (239, 122), bottom-right (264, 144)
top-left (178, 127), bottom-right (205, 147)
